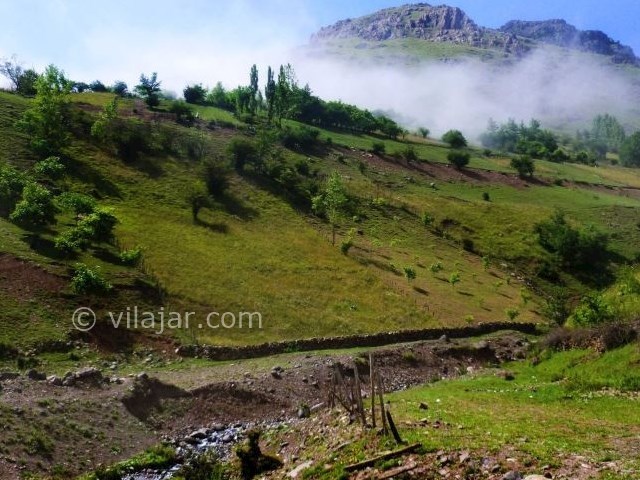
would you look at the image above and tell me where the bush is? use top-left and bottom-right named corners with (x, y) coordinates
top-left (430, 262), bottom-right (443, 273)
top-left (371, 142), bottom-right (386, 155)
top-left (511, 155), bottom-right (535, 178)
top-left (203, 157), bottom-right (230, 197)
top-left (169, 100), bottom-right (196, 126)
top-left (71, 263), bottom-right (112, 295)
top-left (10, 182), bottom-right (58, 227)
top-left (421, 212), bottom-right (434, 226)
top-left (279, 126), bottom-right (319, 151)
top-left (541, 322), bottom-right (637, 352)
top-left (402, 145), bottom-right (418, 162)
top-left (482, 192), bottom-right (490, 201)
top-left (447, 151), bottom-right (470, 169)
top-left (505, 307), bottom-right (520, 321)
top-left (442, 129), bottom-right (467, 148)
top-left (0, 162), bottom-right (26, 216)
top-left (227, 137), bottom-right (258, 171)
top-left (78, 207), bottom-right (118, 243)
top-left (57, 192), bottom-right (96, 217)
top-left (34, 156), bottom-right (66, 180)
top-left (570, 294), bottom-right (614, 326)
top-left (403, 266), bottom-right (417, 281)
top-left (120, 247), bottom-right (142, 266)
top-left (340, 238), bottom-right (353, 255)
top-left (183, 84), bottom-right (207, 105)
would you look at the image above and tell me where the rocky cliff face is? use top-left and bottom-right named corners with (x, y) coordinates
top-left (311, 3), bottom-right (527, 56)
top-left (500, 19), bottom-right (637, 64)
top-left (312, 3), bottom-right (637, 64)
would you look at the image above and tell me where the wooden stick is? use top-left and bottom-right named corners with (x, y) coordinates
top-left (386, 408), bottom-right (404, 444)
top-left (369, 353), bottom-right (376, 428)
top-left (344, 443), bottom-right (421, 472)
top-left (376, 372), bottom-right (388, 434)
top-left (353, 364), bottom-right (366, 424)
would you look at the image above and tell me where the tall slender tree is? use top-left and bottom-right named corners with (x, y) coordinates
top-left (265, 66), bottom-right (276, 124)
top-left (249, 64), bottom-right (259, 115)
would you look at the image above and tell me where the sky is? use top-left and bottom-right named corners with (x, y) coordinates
top-left (1, 0), bottom-right (639, 93)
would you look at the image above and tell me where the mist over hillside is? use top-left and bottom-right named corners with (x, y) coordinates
top-left (292, 47), bottom-right (640, 139)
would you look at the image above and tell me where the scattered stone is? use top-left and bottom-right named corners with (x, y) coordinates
top-left (0, 372), bottom-right (20, 381)
top-left (297, 405), bottom-right (311, 419)
top-left (46, 375), bottom-right (63, 386)
top-left (524, 476), bottom-right (548, 480)
top-left (503, 472), bottom-right (523, 480)
top-left (474, 340), bottom-right (490, 350)
top-left (288, 460), bottom-right (313, 478)
top-left (439, 334), bottom-right (450, 342)
top-left (459, 452), bottom-right (470, 464)
top-left (189, 428), bottom-right (209, 440)
top-left (310, 402), bottom-right (325, 413)
top-left (419, 402), bottom-right (429, 410)
top-left (26, 369), bottom-right (46, 381)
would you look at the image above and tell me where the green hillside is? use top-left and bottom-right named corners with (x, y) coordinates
top-left (2, 89), bottom-right (640, 350)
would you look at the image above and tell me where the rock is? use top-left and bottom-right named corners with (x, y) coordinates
top-left (271, 370), bottom-right (282, 379)
top-left (502, 472), bottom-right (523, 480)
top-left (439, 334), bottom-right (449, 342)
top-left (419, 402), bottom-right (429, 410)
top-left (310, 402), bottom-right (325, 413)
top-left (474, 340), bottom-right (490, 350)
top-left (47, 375), bottom-right (63, 386)
top-left (523, 476), bottom-right (548, 480)
top-left (0, 372), bottom-right (20, 381)
top-left (297, 405), bottom-right (311, 419)
top-left (26, 369), bottom-right (46, 381)
top-left (459, 452), bottom-right (470, 464)
top-left (222, 434), bottom-right (234, 443)
top-left (189, 428), bottom-right (209, 440)
top-left (136, 372), bottom-right (149, 380)
top-left (288, 460), bottom-right (314, 478)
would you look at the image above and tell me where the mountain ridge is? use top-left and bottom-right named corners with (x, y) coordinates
top-left (311, 3), bottom-right (638, 64)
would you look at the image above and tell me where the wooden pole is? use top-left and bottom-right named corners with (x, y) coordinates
top-left (354, 364), bottom-right (366, 425)
top-left (369, 353), bottom-right (376, 428)
top-left (376, 372), bottom-right (388, 434)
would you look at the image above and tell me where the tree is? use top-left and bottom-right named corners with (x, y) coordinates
top-left (591, 114), bottom-right (626, 153)
top-left (0, 162), bottom-right (26, 216)
top-left (203, 157), bottom-right (230, 198)
top-left (134, 72), bottom-right (161, 108)
top-left (418, 127), bottom-right (430, 139)
top-left (112, 81), bottom-right (128, 96)
top-left (447, 151), bottom-right (470, 169)
top-left (248, 64), bottom-right (259, 115)
top-left (442, 129), bottom-right (467, 148)
top-left (91, 97), bottom-right (119, 144)
top-left (34, 156), bottom-right (66, 180)
top-left (207, 82), bottom-right (230, 109)
top-left (620, 132), bottom-right (640, 167)
top-left (0, 55), bottom-right (23, 90)
top-left (17, 65), bottom-right (72, 156)
top-left (10, 182), bottom-right (58, 227)
top-left (227, 138), bottom-right (258, 172)
top-left (265, 66), bottom-right (277, 124)
top-left (89, 80), bottom-right (108, 92)
top-left (510, 155), bottom-right (535, 178)
top-left (16, 69), bottom-right (38, 96)
top-left (183, 83), bottom-right (206, 105)
top-left (57, 192), bottom-right (96, 222)
top-left (313, 172), bottom-right (349, 246)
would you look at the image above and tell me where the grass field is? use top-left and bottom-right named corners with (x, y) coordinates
top-left (2, 90), bottom-right (640, 348)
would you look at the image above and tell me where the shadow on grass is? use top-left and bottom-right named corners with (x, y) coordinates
top-left (194, 218), bottom-right (229, 234)
top-left (22, 234), bottom-right (71, 261)
top-left (64, 157), bottom-right (122, 198)
top-left (92, 246), bottom-right (123, 265)
top-left (413, 286), bottom-right (429, 295)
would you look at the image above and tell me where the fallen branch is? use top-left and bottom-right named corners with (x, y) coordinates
top-left (344, 442), bottom-right (421, 472)
top-left (378, 461), bottom-right (419, 479)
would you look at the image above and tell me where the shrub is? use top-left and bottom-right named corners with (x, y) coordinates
top-left (203, 157), bottom-right (230, 197)
top-left (401, 145), bottom-right (418, 162)
top-left (421, 212), bottom-right (434, 226)
top-left (570, 294), bottom-right (614, 326)
top-left (505, 307), bottom-right (520, 321)
top-left (449, 271), bottom-right (460, 287)
top-left (511, 155), bottom-right (535, 178)
top-left (447, 150), bottom-right (470, 169)
top-left (78, 207), bottom-right (118, 243)
top-left (294, 158), bottom-right (310, 176)
top-left (10, 182), bottom-right (58, 227)
top-left (227, 137), bottom-right (258, 171)
top-left (371, 142), bottom-right (386, 155)
top-left (482, 192), bottom-right (490, 201)
top-left (430, 262), bottom-right (443, 273)
top-left (34, 156), bottom-right (66, 180)
top-left (403, 266), bottom-right (417, 281)
top-left (340, 238), bottom-right (353, 255)
top-left (279, 126), bottom-right (319, 151)
top-left (169, 100), bottom-right (196, 126)
top-left (70, 263), bottom-right (112, 295)
top-left (120, 247), bottom-right (142, 266)
top-left (442, 129), bottom-right (467, 148)
top-left (183, 83), bottom-right (207, 105)
top-left (56, 192), bottom-right (96, 218)
top-left (462, 237), bottom-right (475, 253)
top-left (0, 162), bottom-right (26, 216)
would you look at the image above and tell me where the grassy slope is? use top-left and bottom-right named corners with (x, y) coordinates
top-left (2, 93), bottom-right (640, 348)
top-left (391, 344), bottom-right (640, 466)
